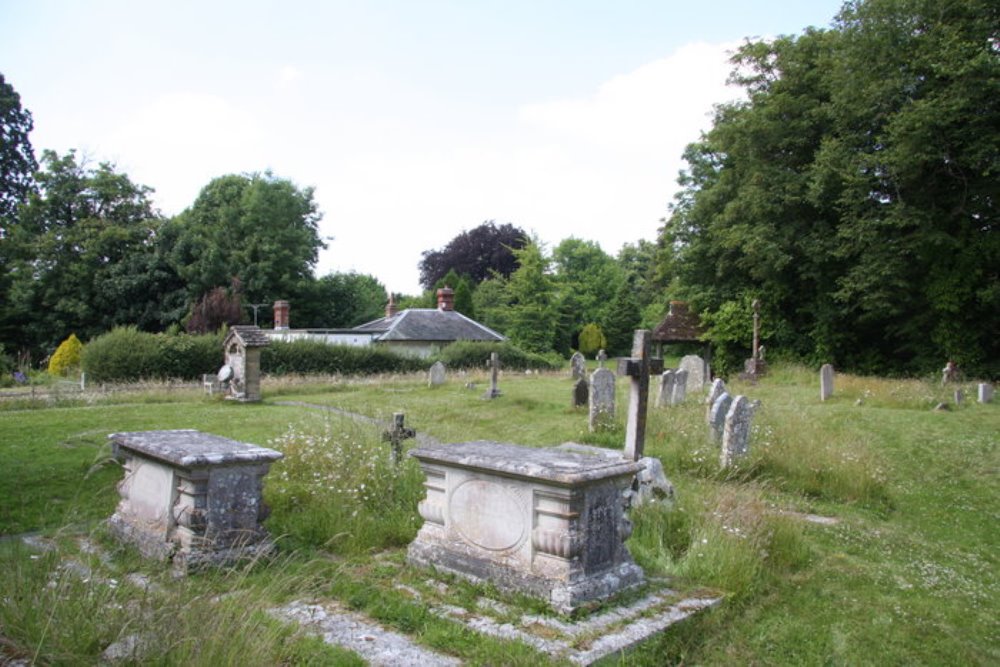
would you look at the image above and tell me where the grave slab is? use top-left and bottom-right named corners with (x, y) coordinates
top-left (407, 441), bottom-right (644, 613)
top-left (107, 429), bottom-right (282, 570)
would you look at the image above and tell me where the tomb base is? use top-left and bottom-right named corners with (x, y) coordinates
top-left (107, 430), bottom-right (282, 571)
top-left (407, 441), bottom-right (645, 613)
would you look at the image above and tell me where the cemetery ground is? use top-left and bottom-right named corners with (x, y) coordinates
top-left (0, 364), bottom-right (996, 665)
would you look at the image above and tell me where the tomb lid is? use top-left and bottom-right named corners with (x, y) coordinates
top-left (223, 325), bottom-right (271, 348)
top-left (109, 429), bottom-right (283, 467)
top-left (409, 440), bottom-right (642, 485)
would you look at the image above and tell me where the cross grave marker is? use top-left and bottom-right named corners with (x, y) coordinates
top-left (616, 330), bottom-right (664, 461)
top-left (382, 412), bottom-right (416, 464)
top-left (483, 352), bottom-right (502, 399)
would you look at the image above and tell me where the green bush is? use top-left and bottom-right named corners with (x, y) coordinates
top-left (81, 327), bottom-right (163, 383)
top-left (578, 323), bottom-right (607, 356)
top-left (159, 331), bottom-right (224, 378)
top-left (48, 334), bottom-right (84, 377)
top-left (432, 341), bottom-right (562, 371)
top-left (261, 339), bottom-right (426, 376)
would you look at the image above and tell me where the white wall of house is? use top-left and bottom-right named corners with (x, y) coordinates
top-left (263, 330), bottom-right (376, 347)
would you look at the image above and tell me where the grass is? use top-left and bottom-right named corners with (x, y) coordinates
top-left (0, 363), bottom-right (997, 664)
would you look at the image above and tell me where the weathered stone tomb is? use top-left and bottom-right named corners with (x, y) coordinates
top-left (220, 325), bottom-right (270, 402)
top-left (108, 429), bottom-right (282, 570)
top-left (407, 440), bottom-right (645, 613)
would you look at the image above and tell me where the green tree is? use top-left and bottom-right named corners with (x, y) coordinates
top-left (601, 278), bottom-right (642, 355)
top-left (418, 221), bottom-right (527, 289)
top-left (294, 272), bottom-right (388, 328)
top-left (503, 240), bottom-right (557, 354)
top-left (551, 238), bottom-right (623, 344)
top-left (168, 172), bottom-right (326, 311)
top-left (0, 73), bottom-right (37, 228)
top-left (577, 323), bottom-right (607, 356)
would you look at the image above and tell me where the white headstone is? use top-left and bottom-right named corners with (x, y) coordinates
top-left (588, 368), bottom-right (616, 432)
top-left (656, 370), bottom-right (676, 408)
top-left (570, 352), bottom-right (586, 380)
top-left (678, 355), bottom-right (706, 393)
top-left (705, 378), bottom-right (726, 423)
top-left (978, 383), bottom-right (995, 404)
top-left (721, 396), bottom-right (755, 468)
top-left (428, 361), bottom-right (446, 387)
top-left (820, 363), bottom-right (834, 401)
top-left (671, 369), bottom-right (689, 405)
top-left (709, 392), bottom-right (732, 441)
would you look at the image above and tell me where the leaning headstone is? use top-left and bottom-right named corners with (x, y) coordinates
top-left (428, 361), bottom-right (446, 387)
top-left (721, 396), bottom-right (755, 468)
top-left (671, 369), bottom-right (689, 405)
top-left (655, 370), bottom-right (676, 408)
top-left (678, 355), bottom-right (706, 393)
top-left (107, 430), bottom-right (282, 571)
top-left (572, 377), bottom-right (589, 408)
top-left (617, 330), bottom-right (664, 461)
top-left (570, 352), bottom-right (586, 380)
top-left (588, 367), bottom-right (616, 432)
top-left (979, 383), bottom-right (995, 404)
top-left (483, 352), bottom-right (502, 399)
top-left (820, 363), bottom-right (834, 401)
top-left (705, 378), bottom-right (726, 423)
top-left (708, 392), bottom-right (732, 441)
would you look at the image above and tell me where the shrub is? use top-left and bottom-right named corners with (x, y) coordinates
top-left (158, 331), bottom-right (224, 379)
top-left (261, 340), bottom-right (426, 376)
top-left (47, 334), bottom-right (83, 377)
top-left (578, 323), bottom-right (607, 356)
top-left (432, 341), bottom-right (561, 371)
top-left (81, 327), bottom-right (163, 383)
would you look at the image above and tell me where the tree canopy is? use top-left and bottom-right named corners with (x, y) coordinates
top-left (0, 73), bottom-right (37, 229)
top-left (418, 221), bottom-right (528, 289)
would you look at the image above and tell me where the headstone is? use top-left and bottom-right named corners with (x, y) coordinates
top-left (616, 330), bottom-right (664, 461)
top-left (954, 389), bottom-right (964, 405)
top-left (382, 412), bottom-right (416, 464)
top-left (655, 370), bottom-right (676, 408)
top-left (708, 392), bottom-right (732, 441)
top-left (678, 355), bottom-right (706, 393)
top-left (483, 352), bottom-right (502, 399)
top-left (721, 396), bottom-right (755, 468)
top-left (979, 383), bottom-right (994, 404)
top-left (572, 377), bottom-right (589, 408)
top-left (107, 430), bottom-right (282, 570)
top-left (570, 352), bottom-right (586, 380)
top-left (407, 441), bottom-right (644, 613)
top-left (588, 368), bottom-right (616, 432)
top-left (820, 363), bottom-right (834, 401)
top-left (671, 369), bottom-right (689, 405)
top-left (556, 443), bottom-right (674, 509)
top-left (428, 361), bottom-right (446, 387)
top-left (596, 349), bottom-right (608, 369)
top-left (705, 378), bottom-right (726, 423)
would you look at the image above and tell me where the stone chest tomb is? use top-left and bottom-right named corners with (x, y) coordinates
top-left (407, 441), bottom-right (645, 613)
top-left (108, 429), bottom-right (283, 570)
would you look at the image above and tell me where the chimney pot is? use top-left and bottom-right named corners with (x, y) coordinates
top-left (385, 294), bottom-right (399, 318)
top-left (273, 300), bottom-right (290, 330)
top-left (437, 286), bottom-right (455, 311)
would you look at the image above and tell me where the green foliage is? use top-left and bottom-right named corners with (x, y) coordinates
top-left (577, 323), bottom-right (606, 356)
top-left (47, 333), bottom-right (83, 376)
top-left (502, 240), bottom-right (558, 354)
top-left (295, 272), bottom-right (388, 328)
top-left (261, 339), bottom-right (425, 376)
top-left (81, 328), bottom-right (222, 383)
top-left (660, 0), bottom-right (1000, 376)
top-left (431, 341), bottom-right (561, 371)
top-left (601, 278), bottom-right (642, 355)
top-left (0, 72), bottom-right (37, 224)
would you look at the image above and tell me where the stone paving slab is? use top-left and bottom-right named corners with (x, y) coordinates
top-left (270, 600), bottom-right (461, 666)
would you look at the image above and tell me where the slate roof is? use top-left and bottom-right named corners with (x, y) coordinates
top-left (225, 325), bottom-right (271, 348)
top-left (651, 301), bottom-right (705, 343)
top-left (353, 309), bottom-right (506, 343)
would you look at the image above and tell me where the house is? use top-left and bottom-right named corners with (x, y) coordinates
top-left (263, 288), bottom-right (505, 358)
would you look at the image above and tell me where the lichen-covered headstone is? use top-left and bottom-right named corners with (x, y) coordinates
top-left (678, 355), bottom-right (706, 393)
top-left (572, 377), bottom-right (589, 408)
top-left (721, 396), bottom-right (755, 468)
top-left (705, 378), bottom-right (726, 423)
top-left (820, 363), bottom-right (834, 401)
top-left (428, 361), bottom-right (446, 387)
top-left (570, 352), bottom-right (586, 380)
top-left (671, 369), bottom-right (689, 405)
top-left (588, 367), bottom-right (616, 432)
top-left (656, 370), bottom-right (676, 408)
top-left (709, 392), bottom-right (732, 441)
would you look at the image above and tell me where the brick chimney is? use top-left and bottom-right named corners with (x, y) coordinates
top-left (385, 293), bottom-right (398, 318)
top-left (436, 286), bottom-right (455, 311)
top-left (273, 300), bottom-right (290, 330)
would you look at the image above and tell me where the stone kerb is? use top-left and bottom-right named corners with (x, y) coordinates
top-left (721, 397), bottom-right (755, 468)
top-left (820, 363), bottom-right (835, 401)
top-left (407, 440), bottom-right (645, 613)
top-left (588, 367), bottom-right (616, 432)
top-left (655, 370), bottom-right (676, 408)
top-left (678, 355), bottom-right (706, 393)
top-left (107, 429), bottom-right (282, 570)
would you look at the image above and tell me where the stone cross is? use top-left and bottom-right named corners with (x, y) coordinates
top-left (382, 412), bottom-right (416, 464)
top-left (820, 363), bottom-right (834, 401)
top-left (483, 352), bottom-right (502, 399)
top-left (617, 330), bottom-right (664, 461)
top-left (596, 349), bottom-right (608, 369)
top-left (751, 298), bottom-right (761, 363)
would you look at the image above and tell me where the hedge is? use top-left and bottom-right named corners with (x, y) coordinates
top-left (431, 341), bottom-right (562, 371)
top-left (261, 339), bottom-right (426, 375)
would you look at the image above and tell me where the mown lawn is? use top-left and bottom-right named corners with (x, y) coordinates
top-left (0, 365), bottom-right (996, 665)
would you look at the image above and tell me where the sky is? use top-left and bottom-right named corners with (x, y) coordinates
top-left (1, 0), bottom-right (845, 295)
